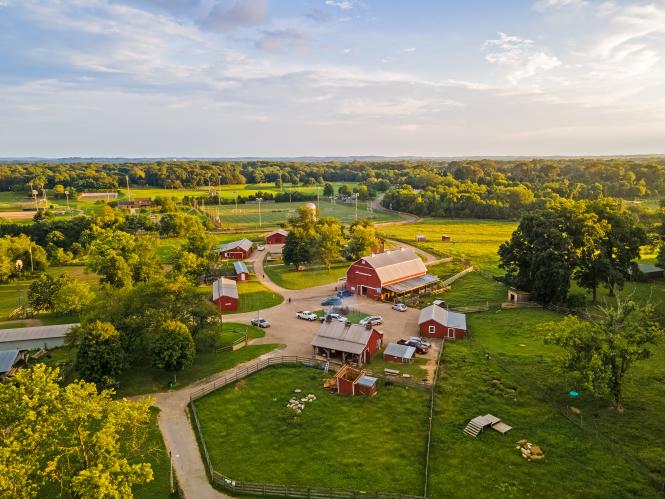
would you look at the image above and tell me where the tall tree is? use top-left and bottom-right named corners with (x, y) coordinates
top-left (75, 320), bottom-right (125, 385)
top-left (345, 222), bottom-right (380, 260)
top-left (149, 319), bottom-right (195, 372)
top-left (316, 221), bottom-right (344, 272)
top-left (282, 228), bottom-right (313, 268)
top-left (541, 299), bottom-right (663, 412)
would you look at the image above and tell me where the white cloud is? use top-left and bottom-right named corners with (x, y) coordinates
top-left (484, 32), bottom-right (561, 83)
top-left (199, 0), bottom-right (268, 32)
top-left (534, 0), bottom-right (587, 10)
top-left (254, 29), bottom-right (310, 53)
top-left (325, 1), bottom-right (353, 10)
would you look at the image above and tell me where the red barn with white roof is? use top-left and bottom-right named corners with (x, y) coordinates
top-left (266, 229), bottom-right (289, 245)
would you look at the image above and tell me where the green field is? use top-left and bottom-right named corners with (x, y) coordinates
top-left (428, 308), bottom-right (665, 498)
top-left (380, 218), bottom-right (517, 274)
top-left (222, 276), bottom-right (283, 314)
top-left (194, 365), bottom-right (430, 494)
top-left (264, 261), bottom-right (348, 290)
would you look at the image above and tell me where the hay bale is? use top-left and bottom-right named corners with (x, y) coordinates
top-left (516, 439), bottom-right (528, 447)
top-left (530, 445), bottom-right (543, 456)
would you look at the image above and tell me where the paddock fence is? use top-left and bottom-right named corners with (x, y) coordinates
top-left (188, 355), bottom-right (429, 498)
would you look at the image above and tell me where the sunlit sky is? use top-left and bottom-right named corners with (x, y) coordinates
top-left (1, 0), bottom-right (664, 157)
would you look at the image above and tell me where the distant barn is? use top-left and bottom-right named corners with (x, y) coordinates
top-left (234, 261), bottom-right (249, 282)
top-left (216, 238), bottom-right (253, 260)
top-left (212, 277), bottom-right (239, 311)
top-left (266, 229), bottom-right (289, 245)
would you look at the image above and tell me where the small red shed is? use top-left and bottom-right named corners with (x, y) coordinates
top-left (212, 277), bottom-right (239, 311)
top-left (216, 238), bottom-right (253, 260)
top-left (441, 235), bottom-right (451, 242)
top-left (335, 365), bottom-right (378, 396)
top-left (383, 343), bottom-right (416, 363)
top-left (266, 229), bottom-right (289, 245)
top-left (418, 305), bottom-right (467, 340)
top-left (233, 261), bottom-right (249, 282)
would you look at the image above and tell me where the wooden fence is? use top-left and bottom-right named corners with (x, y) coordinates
top-left (188, 356), bottom-right (429, 498)
top-left (440, 266), bottom-right (474, 287)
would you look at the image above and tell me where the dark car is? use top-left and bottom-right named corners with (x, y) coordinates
top-left (397, 339), bottom-right (429, 354)
top-left (337, 290), bottom-right (354, 298)
top-left (321, 297), bottom-right (342, 306)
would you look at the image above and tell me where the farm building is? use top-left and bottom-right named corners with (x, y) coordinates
top-left (634, 263), bottom-right (664, 280)
top-left (119, 198), bottom-right (153, 210)
top-left (335, 365), bottom-right (378, 396)
top-left (266, 229), bottom-right (289, 245)
top-left (78, 192), bottom-right (118, 200)
top-left (383, 343), bottom-right (416, 363)
top-left (0, 324), bottom-right (78, 350)
top-left (0, 349), bottom-right (25, 381)
top-left (441, 235), bottom-right (451, 242)
top-left (216, 238), bottom-right (253, 260)
top-left (345, 248), bottom-right (439, 300)
top-left (507, 288), bottom-right (531, 304)
top-left (418, 305), bottom-right (467, 340)
top-left (311, 321), bottom-right (384, 365)
top-left (234, 261), bottom-right (249, 282)
top-left (212, 277), bottom-right (239, 311)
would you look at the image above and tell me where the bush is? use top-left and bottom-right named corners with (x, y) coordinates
top-left (566, 293), bottom-right (586, 309)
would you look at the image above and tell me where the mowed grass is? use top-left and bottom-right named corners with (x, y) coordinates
top-left (154, 233), bottom-right (262, 264)
top-left (428, 308), bottom-right (665, 498)
top-left (380, 218), bottom-right (517, 274)
top-left (194, 365), bottom-right (430, 494)
top-left (223, 276), bottom-right (283, 314)
top-left (264, 261), bottom-right (348, 290)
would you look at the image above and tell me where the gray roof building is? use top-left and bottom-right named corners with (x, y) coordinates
top-left (311, 321), bottom-right (380, 355)
top-left (418, 305), bottom-right (467, 330)
top-left (216, 238), bottom-right (253, 254)
top-left (0, 323), bottom-right (78, 351)
top-left (0, 349), bottom-right (21, 375)
top-left (233, 261), bottom-right (249, 274)
top-left (212, 277), bottom-right (239, 301)
top-left (383, 342), bottom-right (416, 360)
top-left (360, 248), bottom-right (427, 284)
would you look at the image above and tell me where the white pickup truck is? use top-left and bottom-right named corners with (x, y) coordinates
top-left (296, 310), bottom-right (319, 321)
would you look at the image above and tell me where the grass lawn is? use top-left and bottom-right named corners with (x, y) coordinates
top-left (224, 276), bottom-right (283, 314)
top-left (264, 261), bottom-right (348, 290)
top-left (366, 354), bottom-right (430, 380)
top-left (380, 218), bottom-right (517, 274)
top-left (194, 365), bottom-right (430, 494)
top-left (313, 308), bottom-right (369, 323)
top-left (428, 308), bottom-right (665, 497)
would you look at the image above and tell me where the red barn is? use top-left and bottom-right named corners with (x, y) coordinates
top-left (383, 343), bottom-right (416, 363)
top-left (266, 229), bottom-right (289, 245)
top-left (216, 238), bottom-right (253, 260)
top-left (345, 248), bottom-right (438, 300)
top-left (212, 277), bottom-right (239, 311)
top-left (418, 305), bottom-right (467, 340)
top-left (311, 321), bottom-right (383, 366)
top-left (233, 261), bottom-right (249, 282)
top-left (335, 365), bottom-right (378, 396)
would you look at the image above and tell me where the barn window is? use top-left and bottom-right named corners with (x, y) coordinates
top-left (428, 325), bottom-right (436, 334)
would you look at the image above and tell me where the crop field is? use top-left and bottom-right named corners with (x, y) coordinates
top-left (380, 218), bottom-right (517, 274)
top-left (194, 365), bottom-right (430, 494)
top-left (428, 307), bottom-right (665, 497)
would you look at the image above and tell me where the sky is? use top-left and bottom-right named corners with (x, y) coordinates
top-left (1, 0), bottom-right (665, 158)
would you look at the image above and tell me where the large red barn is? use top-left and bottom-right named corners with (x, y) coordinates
top-left (216, 238), bottom-right (253, 260)
top-left (265, 229), bottom-right (289, 245)
top-left (418, 305), bottom-right (467, 340)
top-left (311, 321), bottom-right (383, 365)
top-left (345, 248), bottom-right (438, 300)
top-left (212, 277), bottom-right (239, 311)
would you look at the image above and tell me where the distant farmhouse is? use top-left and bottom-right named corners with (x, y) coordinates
top-left (266, 229), bottom-right (289, 245)
top-left (216, 238), bottom-right (253, 260)
top-left (212, 277), bottom-right (239, 311)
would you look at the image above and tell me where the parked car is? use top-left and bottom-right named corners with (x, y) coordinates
top-left (257, 244), bottom-right (266, 251)
top-left (337, 289), bottom-right (354, 298)
top-left (359, 315), bottom-right (383, 326)
top-left (397, 338), bottom-right (429, 354)
top-left (251, 318), bottom-right (271, 328)
top-left (321, 296), bottom-right (342, 306)
top-left (408, 336), bottom-right (432, 348)
top-left (296, 310), bottom-right (319, 321)
top-left (320, 313), bottom-right (348, 323)
top-left (392, 303), bottom-right (407, 312)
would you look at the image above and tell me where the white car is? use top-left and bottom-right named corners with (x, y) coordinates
top-left (408, 336), bottom-right (432, 348)
top-left (257, 244), bottom-right (266, 251)
top-left (392, 303), bottom-right (407, 312)
top-left (296, 310), bottom-right (319, 321)
top-left (326, 313), bottom-right (348, 323)
top-left (359, 315), bottom-right (383, 326)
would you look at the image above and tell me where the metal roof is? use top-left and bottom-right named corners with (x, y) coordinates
top-left (311, 322), bottom-right (381, 355)
top-left (638, 263), bottom-right (664, 274)
top-left (383, 274), bottom-right (439, 294)
top-left (0, 349), bottom-right (20, 374)
top-left (418, 305), bottom-right (467, 329)
top-left (358, 249), bottom-right (427, 285)
top-left (268, 229), bottom-right (289, 237)
top-left (0, 324), bottom-right (78, 344)
top-left (233, 261), bottom-right (249, 274)
top-left (212, 277), bottom-right (239, 300)
top-left (358, 375), bottom-right (378, 387)
top-left (217, 238), bottom-right (253, 253)
top-left (383, 342), bottom-right (415, 359)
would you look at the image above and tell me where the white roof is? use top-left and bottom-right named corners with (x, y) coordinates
top-left (234, 261), bottom-right (249, 274)
top-left (418, 305), bottom-right (467, 329)
top-left (212, 277), bottom-right (238, 300)
top-left (311, 321), bottom-right (381, 355)
top-left (384, 342), bottom-right (416, 359)
top-left (0, 323), bottom-right (79, 344)
top-left (358, 249), bottom-right (426, 284)
top-left (268, 229), bottom-right (289, 237)
top-left (217, 238), bottom-right (253, 253)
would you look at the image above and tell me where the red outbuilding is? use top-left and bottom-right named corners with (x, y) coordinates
top-left (266, 229), bottom-right (289, 245)
top-left (345, 248), bottom-right (438, 300)
top-left (216, 238), bottom-right (253, 260)
top-left (233, 261), bottom-right (249, 282)
top-left (418, 305), bottom-right (467, 340)
top-left (212, 277), bottom-right (239, 311)
top-left (311, 321), bottom-right (383, 365)
top-left (335, 365), bottom-right (378, 396)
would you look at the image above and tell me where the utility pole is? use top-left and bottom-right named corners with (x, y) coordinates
top-left (355, 193), bottom-right (358, 220)
top-left (64, 189), bottom-right (70, 211)
top-left (217, 175), bottom-right (221, 206)
top-left (257, 197), bottom-right (263, 227)
top-left (126, 175), bottom-right (131, 201)
top-left (28, 244), bottom-right (34, 273)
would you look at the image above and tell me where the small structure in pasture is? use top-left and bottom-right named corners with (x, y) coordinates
top-left (311, 321), bottom-right (383, 366)
top-left (634, 263), bottom-right (664, 280)
top-left (383, 343), bottom-right (415, 363)
top-left (335, 365), bottom-right (378, 396)
top-left (507, 288), bottom-right (531, 304)
top-left (233, 261), bottom-right (249, 282)
top-left (0, 324), bottom-right (77, 350)
top-left (416, 235), bottom-right (427, 242)
top-left (418, 305), bottom-right (467, 340)
top-left (463, 414), bottom-right (512, 438)
top-left (266, 229), bottom-right (289, 245)
top-left (212, 277), bottom-right (239, 311)
top-left (441, 234), bottom-right (451, 242)
top-left (216, 238), bottom-right (253, 260)
top-left (78, 192), bottom-right (118, 200)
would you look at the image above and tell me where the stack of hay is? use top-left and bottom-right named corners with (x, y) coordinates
top-left (516, 440), bottom-right (544, 461)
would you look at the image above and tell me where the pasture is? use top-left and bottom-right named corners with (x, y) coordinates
top-left (193, 365), bottom-right (430, 495)
top-left (221, 276), bottom-right (283, 314)
top-left (264, 261), bottom-right (349, 290)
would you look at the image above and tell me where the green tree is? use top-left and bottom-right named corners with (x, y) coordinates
top-left (75, 321), bottom-right (125, 385)
top-left (52, 276), bottom-right (94, 315)
top-left (0, 365), bottom-right (153, 498)
top-left (28, 274), bottom-right (57, 312)
top-left (338, 184), bottom-right (351, 196)
top-left (323, 183), bottom-right (334, 197)
top-left (316, 221), bottom-right (345, 272)
top-left (149, 319), bottom-right (195, 371)
top-left (172, 250), bottom-right (206, 282)
top-left (541, 299), bottom-right (663, 412)
top-left (346, 223), bottom-right (380, 260)
top-left (282, 228), bottom-right (314, 268)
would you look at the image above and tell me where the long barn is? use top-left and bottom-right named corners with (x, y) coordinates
top-left (345, 248), bottom-right (439, 300)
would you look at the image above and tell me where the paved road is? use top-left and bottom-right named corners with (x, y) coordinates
top-left (148, 237), bottom-right (440, 498)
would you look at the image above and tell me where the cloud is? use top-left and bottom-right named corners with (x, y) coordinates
top-left (254, 29), bottom-right (310, 53)
top-left (325, 0), bottom-right (352, 10)
top-left (401, 47), bottom-right (416, 53)
top-left (484, 32), bottom-right (561, 83)
top-left (534, 0), bottom-right (587, 10)
top-left (306, 8), bottom-right (333, 22)
top-left (199, 0), bottom-right (268, 32)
